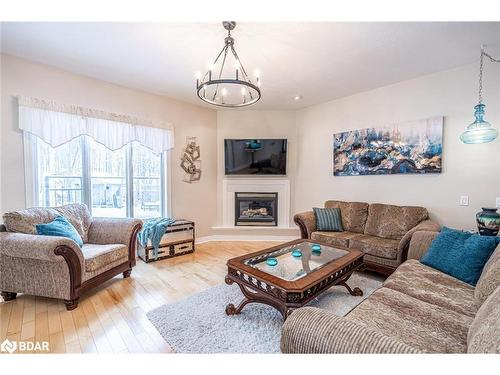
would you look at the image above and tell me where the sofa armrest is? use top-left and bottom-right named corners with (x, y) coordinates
top-left (398, 219), bottom-right (440, 261)
top-left (0, 231), bottom-right (84, 265)
top-left (87, 218), bottom-right (142, 246)
top-left (407, 230), bottom-right (439, 260)
top-left (281, 307), bottom-right (421, 354)
top-left (293, 211), bottom-right (316, 239)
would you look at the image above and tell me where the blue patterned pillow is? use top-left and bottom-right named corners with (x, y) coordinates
top-left (313, 207), bottom-right (343, 232)
top-left (36, 216), bottom-right (84, 248)
top-left (421, 227), bottom-right (500, 285)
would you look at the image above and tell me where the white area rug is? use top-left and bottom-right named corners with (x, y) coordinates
top-left (147, 272), bottom-right (383, 353)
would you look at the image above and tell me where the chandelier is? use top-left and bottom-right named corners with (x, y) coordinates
top-left (460, 46), bottom-right (499, 144)
top-left (196, 21), bottom-right (261, 108)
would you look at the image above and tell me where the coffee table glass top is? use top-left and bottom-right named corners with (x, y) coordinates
top-left (243, 241), bottom-right (350, 281)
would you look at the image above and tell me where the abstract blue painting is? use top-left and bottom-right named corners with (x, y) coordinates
top-left (334, 117), bottom-right (443, 176)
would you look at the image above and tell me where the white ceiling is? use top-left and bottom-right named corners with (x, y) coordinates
top-left (2, 22), bottom-right (500, 110)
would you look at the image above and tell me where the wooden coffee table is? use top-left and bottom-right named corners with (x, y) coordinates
top-left (225, 239), bottom-right (364, 320)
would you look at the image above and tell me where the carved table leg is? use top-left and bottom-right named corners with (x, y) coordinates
top-left (338, 271), bottom-right (363, 296)
top-left (225, 297), bottom-right (252, 316)
top-left (64, 298), bottom-right (79, 311)
top-left (338, 281), bottom-right (363, 296)
top-left (225, 274), bottom-right (289, 320)
top-left (225, 275), bottom-right (249, 315)
top-left (1, 291), bottom-right (17, 301)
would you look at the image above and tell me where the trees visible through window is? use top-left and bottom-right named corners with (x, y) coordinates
top-left (33, 135), bottom-right (166, 218)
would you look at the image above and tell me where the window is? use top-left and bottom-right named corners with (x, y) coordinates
top-left (89, 140), bottom-right (127, 218)
top-left (29, 135), bottom-right (168, 218)
top-left (35, 136), bottom-right (83, 207)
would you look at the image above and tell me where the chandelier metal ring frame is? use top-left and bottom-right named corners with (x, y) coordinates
top-left (196, 21), bottom-right (261, 108)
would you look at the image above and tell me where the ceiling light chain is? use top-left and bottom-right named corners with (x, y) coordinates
top-left (478, 47), bottom-right (500, 105)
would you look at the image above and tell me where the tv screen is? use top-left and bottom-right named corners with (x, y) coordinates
top-left (224, 139), bottom-right (287, 175)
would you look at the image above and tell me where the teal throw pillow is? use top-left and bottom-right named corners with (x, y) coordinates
top-left (313, 207), bottom-right (343, 232)
top-left (421, 227), bottom-right (500, 285)
top-left (36, 215), bottom-right (84, 248)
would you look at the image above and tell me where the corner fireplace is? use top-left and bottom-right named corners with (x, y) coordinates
top-left (235, 192), bottom-right (278, 227)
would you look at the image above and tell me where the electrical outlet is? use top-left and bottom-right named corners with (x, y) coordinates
top-left (460, 196), bottom-right (469, 206)
top-left (496, 198), bottom-right (500, 208)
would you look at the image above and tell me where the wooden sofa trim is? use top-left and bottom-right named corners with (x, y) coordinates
top-left (55, 222), bottom-right (142, 310)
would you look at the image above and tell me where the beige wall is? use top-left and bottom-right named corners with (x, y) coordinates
top-left (2, 53), bottom-right (498, 236)
top-left (295, 63), bottom-right (500, 230)
top-left (0, 54), bottom-right (218, 237)
top-left (216, 110), bottom-right (297, 228)
top-left (0, 51), bottom-right (3, 217)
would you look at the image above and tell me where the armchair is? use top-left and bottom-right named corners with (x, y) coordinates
top-left (0, 204), bottom-right (142, 310)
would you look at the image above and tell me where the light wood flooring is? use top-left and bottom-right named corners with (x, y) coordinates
top-left (0, 241), bottom-right (281, 354)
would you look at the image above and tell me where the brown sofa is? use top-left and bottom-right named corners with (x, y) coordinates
top-left (294, 200), bottom-right (440, 275)
top-left (281, 231), bottom-right (500, 354)
top-left (0, 204), bottom-right (142, 310)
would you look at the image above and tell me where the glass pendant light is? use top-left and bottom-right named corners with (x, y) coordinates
top-left (460, 46), bottom-right (499, 144)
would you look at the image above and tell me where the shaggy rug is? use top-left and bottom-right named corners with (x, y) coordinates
top-left (147, 271), bottom-right (383, 353)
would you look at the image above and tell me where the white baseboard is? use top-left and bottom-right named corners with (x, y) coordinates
top-left (195, 235), bottom-right (298, 244)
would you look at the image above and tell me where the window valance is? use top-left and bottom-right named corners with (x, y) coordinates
top-left (18, 96), bottom-right (174, 154)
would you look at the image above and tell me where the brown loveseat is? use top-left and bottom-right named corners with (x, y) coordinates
top-left (281, 231), bottom-right (500, 353)
top-left (294, 200), bottom-right (440, 275)
top-left (0, 204), bottom-right (142, 310)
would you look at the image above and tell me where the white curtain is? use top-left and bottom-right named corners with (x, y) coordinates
top-left (18, 96), bottom-right (174, 154)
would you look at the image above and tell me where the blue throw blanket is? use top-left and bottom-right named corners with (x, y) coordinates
top-left (138, 217), bottom-right (175, 259)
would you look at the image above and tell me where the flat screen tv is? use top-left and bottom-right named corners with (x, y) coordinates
top-left (224, 139), bottom-right (287, 175)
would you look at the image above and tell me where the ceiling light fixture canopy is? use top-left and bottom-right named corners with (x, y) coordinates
top-left (460, 46), bottom-right (499, 144)
top-left (196, 21), bottom-right (261, 108)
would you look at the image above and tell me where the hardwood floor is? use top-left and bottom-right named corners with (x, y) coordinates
top-left (0, 241), bottom-right (282, 354)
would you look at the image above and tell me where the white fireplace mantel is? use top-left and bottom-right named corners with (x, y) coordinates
top-left (221, 178), bottom-right (290, 228)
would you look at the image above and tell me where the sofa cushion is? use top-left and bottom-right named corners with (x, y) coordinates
top-left (421, 227), bottom-right (500, 286)
top-left (324, 201), bottom-right (368, 234)
top-left (383, 260), bottom-right (477, 317)
top-left (36, 216), bottom-right (84, 248)
top-left (349, 234), bottom-right (400, 259)
top-left (311, 231), bottom-right (364, 248)
top-left (53, 204), bottom-right (92, 243)
top-left (313, 207), bottom-right (343, 232)
top-left (364, 203), bottom-right (428, 240)
top-left (468, 286), bottom-right (500, 353)
top-left (3, 204), bottom-right (92, 243)
top-left (81, 243), bottom-right (128, 272)
top-left (474, 244), bottom-right (500, 307)
top-left (346, 287), bottom-right (473, 353)
top-left (4, 207), bottom-right (58, 235)
top-left (364, 254), bottom-right (401, 269)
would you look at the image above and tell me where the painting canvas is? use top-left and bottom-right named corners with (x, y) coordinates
top-left (333, 117), bottom-right (443, 176)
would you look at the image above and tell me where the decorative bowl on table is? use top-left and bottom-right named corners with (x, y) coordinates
top-left (266, 257), bottom-right (278, 266)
